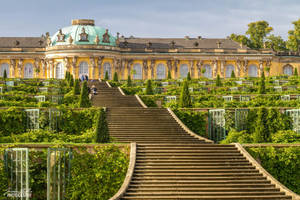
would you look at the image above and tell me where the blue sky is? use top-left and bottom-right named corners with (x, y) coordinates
top-left (0, 0), bottom-right (299, 39)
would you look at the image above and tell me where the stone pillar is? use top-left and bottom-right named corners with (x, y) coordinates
top-left (220, 60), bottom-right (225, 78)
top-left (259, 60), bottom-right (263, 77)
top-left (18, 59), bottom-right (23, 78)
top-left (9, 59), bottom-right (16, 78)
top-left (236, 60), bottom-right (241, 77)
top-left (41, 59), bottom-right (46, 78)
top-left (72, 57), bottom-right (77, 78)
top-left (49, 60), bottom-right (54, 78)
top-left (213, 60), bottom-right (218, 78)
top-left (90, 57), bottom-right (96, 79)
top-left (266, 59), bottom-right (271, 76)
top-left (143, 60), bottom-right (148, 79)
top-left (150, 59), bottom-right (155, 79)
top-left (167, 60), bottom-right (172, 78)
top-left (174, 60), bottom-right (179, 79)
top-left (64, 57), bottom-right (69, 76)
top-left (127, 59), bottom-right (133, 77)
top-left (97, 56), bottom-right (104, 79)
top-left (243, 60), bottom-right (248, 75)
top-left (196, 60), bottom-right (203, 78)
top-left (120, 59), bottom-right (125, 79)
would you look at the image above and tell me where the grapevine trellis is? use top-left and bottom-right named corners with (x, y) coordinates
top-left (285, 109), bottom-right (300, 133)
top-left (235, 108), bottom-right (249, 131)
top-left (164, 96), bottom-right (177, 103)
top-left (208, 109), bottom-right (226, 142)
top-left (223, 96), bottom-right (233, 102)
top-left (34, 95), bottom-right (46, 102)
top-left (239, 95), bottom-right (251, 102)
top-left (49, 108), bottom-right (61, 131)
top-left (281, 95), bottom-right (290, 101)
top-left (4, 148), bottom-right (30, 200)
top-left (0, 86), bottom-right (2, 93)
top-left (47, 148), bottom-right (72, 200)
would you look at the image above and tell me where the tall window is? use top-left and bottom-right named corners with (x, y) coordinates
top-left (179, 64), bottom-right (189, 78)
top-left (283, 65), bottom-right (293, 76)
top-left (225, 65), bottom-right (235, 78)
top-left (203, 64), bottom-right (212, 78)
top-left (248, 65), bottom-right (258, 77)
top-left (24, 63), bottom-right (33, 78)
top-left (133, 63), bottom-right (142, 79)
top-left (79, 61), bottom-right (89, 78)
top-left (156, 64), bottom-right (166, 79)
top-left (55, 62), bottom-right (64, 79)
top-left (103, 62), bottom-right (111, 79)
top-left (0, 63), bottom-right (9, 78)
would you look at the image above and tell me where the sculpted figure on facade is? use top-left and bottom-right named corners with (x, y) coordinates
top-left (174, 60), bottom-right (178, 78)
top-left (89, 57), bottom-right (96, 79)
top-left (18, 59), bottom-right (23, 78)
top-left (259, 60), bottom-right (264, 76)
top-left (10, 59), bottom-right (16, 78)
top-left (64, 57), bottom-right (69, 70)
top-left (213, 60), bottom-right (218, 78)
top-left (190, 61), bottom-right (194, 78)
top-left (143, 60), bottom-right (148, 79)
top-left (49, 59), bottom-right (54, 78)
top-left (120, 59), bottom-right (126, 79)
top-left (196, 60), bottom-right (203, 78)
top-left (113, 58), bottom-right (120, 75)
top-left (220, 60), bottom-right (225, 77)
top-left (167, 60), bottom-right (172, 77)
top-left (41, 59), bottom-right (46, 78)
top-left (127, 59), bottom-right (133, 76)
top-left (236, 60), bottom-right (241, 77)
top-left (97, 56), bottom-right (104, 78)
top-left (34, 59), bottom-right (40, 78)
top-left (72, 57), bottom-right (77, 77)
top-left (243, 60), bottom-right (248, 73)
top-left (150, 59), bottom-right (155, 79)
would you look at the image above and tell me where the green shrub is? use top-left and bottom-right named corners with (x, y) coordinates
top-left (113, 72), bottom-right (119, 82)
top-left (272, 130), bottom-right (300, 143)
top-left (186, 72), bottom-right (191, 81)
top-left (221, 129), bottom-right (253, 144)
top-left (79, 81), bottom-right (91, 108)
top-left (140, 96), bottom-right (157, 107)
top-left (230, 70), bottom-right (235, 78)
top-left (145, 80), bottom-right (153, 95)
top-left (216, 74), bottom-right (222, 86)
top-left (253, 107), bottom-right (270, 143)
top-left (0, 107), bottom-right (26, 137)
top-left (104, 71), bottom-right (109, 80)
top-left (127, 75), bottom-right (132, 87)
top-left (179, 80), bottom-right (192, 108)
top-left (259, 71), bottom-right (266, 94)
top-left (94, 108), bottom-right (109, 143)
top-left (73, 79), bottom-right (80, 95)
top-left (294, 68), bottom-right (298, 76)
top-left (3, 70), bottom-right (7, 80)
top-left (167, 71), bottom-right (172, 79)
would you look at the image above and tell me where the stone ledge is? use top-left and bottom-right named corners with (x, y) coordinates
top-left (109, 142), bottom-right (136, 200)
top-left (118, 87), bottom-right (125, 96)
top-left (135, 94), bottom-right (147, 108)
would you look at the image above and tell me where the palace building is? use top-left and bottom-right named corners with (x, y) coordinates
top-left (0, 19), bottom-right (299, 80)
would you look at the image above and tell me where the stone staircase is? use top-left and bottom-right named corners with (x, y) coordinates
top-left (91, 80), bottom-right (293, 200)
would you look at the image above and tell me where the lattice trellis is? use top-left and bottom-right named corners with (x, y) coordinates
top-left (47, 148), bottom-right (72, 200)
top-left (25, 109), bottom-right (39, 130)
top-left (285, 109), bottom-right (300, 133)
top-left (51, 96), bottom-right (63, 104)
top-left (161, 82), bottom-right (169, 86)
top-left (43, 81), bottom-right (50, 86)
top-left (34, 95), bottom-right (46, 102)
top-left (208, 109), bottom-right (226, 142)
top-left (274, 86), bottom-right (282, 92)
top-left (222, 96), bottom-right (233, 102)
top-left (49, 108), bottom-right (61, 131)
top-left (235, 109), bottom-right (249, 131)
top-left (39, 87), bottom-right (48, 93)
top-left (281, 95), bottom-right (290, 101)
top-left (240, 95), bottom-right (251, 102)
top-left (6, 81), bottom-right (14, 87)
top-left (230, 87), bottom-right (239, 92)
top-left (164, 96), bottom-right (177, 103)
top-left (0, 86), bottom-right (2, 94)
top-left (4, 148), bottom-right (30, 200)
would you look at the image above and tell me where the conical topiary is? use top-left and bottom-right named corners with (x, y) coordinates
top-left (127, 75), bottom-right (132, 86)
top-left (145, 79), bottom-right (154, 95)
top-left (69, 75), bottom-right (74, 87)
top-left (3, 69), bottom-right (7, 79)
top-left (230, 70), bottom-right (235, 78)
top-left (73, 79), bottom-right (81, 95)
top-left (167, 71), bottom-right (172, 79)
top-left (259, 71), bottom-right (266, 94)
top-left (186, 72), bottom-right (191, 81)
top-left (294, 68), bottom-right (298, 76)
top-left (113, 72), bottom-right (119, 82)
top-left (94, 108), bottom-right (110, 143)
top-left (104, 71), bottom-right (109, 80)
top-left (79, 80), bottom-right (91, 107)
top-left (253, 107), bottom-right (270, 143)
top-left (179, 80), bottom-right (192, 108)
top-left (216, 74), bottom-right (222, 86)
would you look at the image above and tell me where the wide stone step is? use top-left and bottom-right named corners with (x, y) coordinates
top-left (129, 183), bottom-right (273, 188)
top-left (134, 166), bottom-right (255, 170)
top-left (127, 187), bottom-right (280, 192)
top-left (123, 191), bottom-right (287, 196)
top-left (130, 179), bottom-right (272, 184)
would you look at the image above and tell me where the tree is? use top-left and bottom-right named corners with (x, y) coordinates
top-left (127, 75), bottom-right (132, 87)
top-left (179, 80), bottom-right (192, 108)
top-left (265, 34), bottom-right (287, 51)
top-left (259, 71), bottom-right (266, 94)
top-left (79, 81), bottom-right (91, 107)
top-left (104, 71), bottom-right (109, 80)
top-left (286, 19), bottom-right (300, 51)
top-left (230, 70), bottom-right (235, 78)
top-left (230, 33), bottom-right (251, 47)
top-left (216, 74), bottom-right (222, 86)
top-left (246, 20), bottom-right (273, 49)
top-left (145, 79), bottom-right (153, 95)
top-left (69, 75), bottom-right (74, 87)
top-left (73, 79), bottom-right (80, 95)
top-left (167, 70), bottom-right (172, 79)
top-left (94, 108), bottom-right (110, 143)
top-left (3, 69), bottom-right (7, 79)
top-left (113, 72), bottom-right (119, 82)
top-left (186, 72), bottom-right (191, 81)
top-left (294, 68), bottom-right (298, 76)
top-left (253, 107), bottom-right (270, 143)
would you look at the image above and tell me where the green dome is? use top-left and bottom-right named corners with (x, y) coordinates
top-left (51, 19), bottom-right (116, 46)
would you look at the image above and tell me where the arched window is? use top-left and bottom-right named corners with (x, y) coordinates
top-left (79, 61), bottom-right (89, 79)
top-left (0, 63), bottom-right (9, 78)
top-left (283, 65), bottom-right (293, 76)
top-left (225, 65), bottom-right (235, 78)
top-left (24, 63), bottom-right (33, 78)
top-left (156, 64), bottom-right (166, 79)
top-left (103, 62), bottom-right (112, 79)
top-left (133, 63), bottom-right (142, 79)
top-left (248, 65), bottom-right (258, 77)
top-left (56, 62), bottom-right (64, 79)
top-left (203, 64), bottom-right (212, 78)
top-left (179, 64), bottom-right (189, 78)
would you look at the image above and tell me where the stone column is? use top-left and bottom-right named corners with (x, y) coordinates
top-left (90, 57), bottom-right (96, 79)
top-left (143, 60), bottom-right (148, 79)
top-left (9, 59), bottom-right (16, 78)
top-left (18, 59), bottom-right (23, 78)
top-left (220, 60), bottom-right (225, 78)
top-left (72, 57), bottom-right (77, 78)
top-left (150, 59), bottom-right (155, 79)
top-left (196, 60), bottom-right (203, 78)
top-left (97, 56), bottom-right (104, 79)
